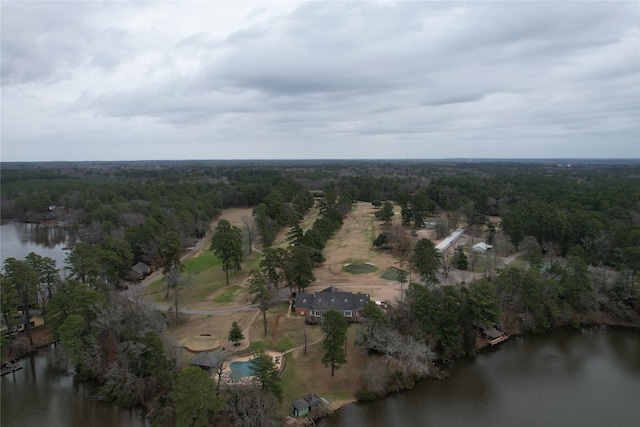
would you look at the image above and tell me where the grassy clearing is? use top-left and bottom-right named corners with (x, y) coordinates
top-left (342, 263), bottom-right (378, 274)
top-left (298, 206), bottom-right (321, 234)
top-left (380, 268), bottom-right (398, 281)
top-left (185, 251), bottom-right (221, 274)
top-left (280, 324), bottom-right (367, 412)
top-left (214, 285), bottom-right (242, 304)
top-left (504, 255), bottom-right (527, 270)
top-left (247, 303), bottom-right (323, 354)
top-left (145, 246), bottom-right (262, 307)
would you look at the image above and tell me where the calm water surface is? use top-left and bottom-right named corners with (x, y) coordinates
top-left (320, 327), bottom-right (640, 427)
top-left (1, 223), bottom-right (147, 426)
top-left (1, 349), bottom-right (147, 427)
top-left (0, 222), bottom-right (77, 267)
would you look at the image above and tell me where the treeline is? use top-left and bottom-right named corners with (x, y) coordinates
top-left (355, 256), bottom-right (639, 401)
top-left (2, 159), bottom-right (638, 276)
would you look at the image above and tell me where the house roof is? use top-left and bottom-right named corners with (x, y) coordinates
top-left (292, 399), bottom-right (310, 411)
top-left (472, 242), bottom-right (493, 252)
top-left (131, 262), bottom-right (151, 274)
top-left (436, 228), bottom-right (465, 252)
top-left (483, 328), bottom-right (503, 340)
top-left (189, 352), bottom-right (217, 368)
top-left (15, 311), bottom-right (42, 325)
top-left (292, 394), bottom-right (323, 411)
top-left (295, 290), bottom-right (370, 312)
top-left (303, 394), bottom-right (323, 407)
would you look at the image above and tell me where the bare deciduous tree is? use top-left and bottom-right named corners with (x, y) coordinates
top-left (226, 387), bottom-right (283, 427)
top-left (390, 224), bottom-right (412, 258)
top-left (164, 268), bottom-right (196, 323)
top-left (210, 350), bottom-right (232, 395)
top-left (441, 254), bottom-right (451, 278)
top-left (395, 334), bottom-right (434, 377)
top-left (365, 359), bottom-right (389, 393)
top-left (241, 215), bottom-right (258, 254)
top-left (357, 323), bottom-right (434, 378)
top-left (435, 219), bottom-right (449, 240)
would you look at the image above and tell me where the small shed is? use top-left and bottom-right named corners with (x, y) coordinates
top-left (292, 394), bottom-right (323, 417)
top-left (130, 262), bottom-right (151, 281)
top-left (472, 242), bottom-right (493, 253)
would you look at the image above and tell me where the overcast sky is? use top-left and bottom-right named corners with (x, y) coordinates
top-left (1, 1), bottom-right (639, 162)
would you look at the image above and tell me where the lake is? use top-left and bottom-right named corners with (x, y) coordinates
top-left (319, 327), bottom-right (640, 427)
top-left (1, 349), bottom-right (148, 426)
top-left (0, 222), bottom-right (77, 268)
top-left (1, 222), bottom-right (148, 426)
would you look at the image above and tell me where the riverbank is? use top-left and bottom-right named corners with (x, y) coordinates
top-left (1, 326), bottom-right (56, 362)
top-left (317, 327), bottom-right (640, 427)
top-left (305, 310), bottom-right (640, 426)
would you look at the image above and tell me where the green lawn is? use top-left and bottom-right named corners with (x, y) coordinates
top-left (279, 324), bottom-right (366, 412)
top-left (380, 268), bottom-right (399, 281)
top-left (342, 262), bottom-right (378, 274)
top-left (214, 286), bottom-right (242, 304)
top-left (145, 246), bottom-right (261, 306)
top-left (184, 251), bottom-right (221, 274)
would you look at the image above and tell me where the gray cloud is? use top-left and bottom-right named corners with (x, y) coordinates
top-left (1, 1), bottom-right (638, 161)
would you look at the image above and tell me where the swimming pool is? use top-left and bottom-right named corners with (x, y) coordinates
top-left (229, 361), bottom-right (255, 382)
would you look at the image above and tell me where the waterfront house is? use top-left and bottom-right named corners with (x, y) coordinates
top-left (474, 322), bottom-right (508, 345)
top-left (294, 286), bottom-right (370, 319)
top-left (1, 311), bottom-right (44, 335)
top-left (292, 393), bottom-right (324, 417)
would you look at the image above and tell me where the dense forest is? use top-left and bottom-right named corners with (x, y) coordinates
top-left (2, 159), bottom-right (639, 272)
top-left (2, 159), bottom-right (639, 425)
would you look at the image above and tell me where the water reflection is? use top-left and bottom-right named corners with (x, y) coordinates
top-left (1, 348), bottom-right (147, 427)
top-left (17, 223), bottom-right (71, 247)
top-left (319, 328), bottom-right (640, 427)
top-left (1, 222), bottom-right (77, 267)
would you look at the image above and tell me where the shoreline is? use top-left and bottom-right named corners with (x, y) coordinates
top-left (4, 298), bottom-right (637, 425)
top-left (311, 322), bottom-right (640, 425)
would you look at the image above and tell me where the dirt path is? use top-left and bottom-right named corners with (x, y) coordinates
top-left (502, 251), bottom-right (525, 265)
top-left (124, 207), bottom-right (266, 352)
top-left (224, 309), bottom-right (260, 353)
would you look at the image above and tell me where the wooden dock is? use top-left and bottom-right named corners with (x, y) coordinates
top-left (1, 361), bottom-right (23, 376)
top-left (488, 335), bottom-right (509, 346)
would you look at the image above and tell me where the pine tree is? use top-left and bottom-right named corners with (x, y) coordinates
top-left (321, 310), bottom-right (348, 376)
top-left (411, 238), bottom-right (442, 285)
top-left (249, 351), bottom-right (283, 402)
top-left (453, 246), bottom-right (468, 270)
top-left (228, 321), bottom-right (244, 346)
top-left (210, 220), bottom-right (243, 285)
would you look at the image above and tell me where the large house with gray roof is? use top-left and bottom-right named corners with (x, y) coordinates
top-left (294, 286), bottom-right (370, 319)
